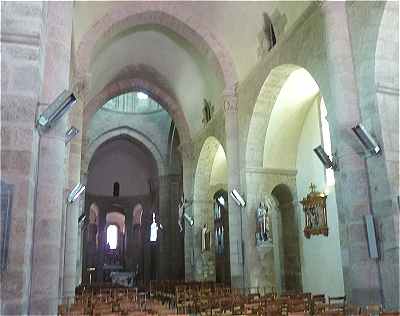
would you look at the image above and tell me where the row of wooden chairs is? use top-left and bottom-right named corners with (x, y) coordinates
top-left (59, 287), bottom-right (148, 316)
top-left (150, 280), bottom-right (399, 316)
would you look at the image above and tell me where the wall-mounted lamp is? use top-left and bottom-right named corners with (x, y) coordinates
top-left (183, 213), bottom-right (194, 226)
top-left (65, 126), bottom-right (79, 144)
top-left (314, 145), bottom-right (337, 170)
top-left (78, 213), bottom-right (86, 224)
top-left (37, 90), bottom-right (77, 132)
top-left (67, 183), bottom-right (85, 203)
top-left (352, 124), bottom-right (381, 155)
top-left (230, 189), bottom-right (246, 207)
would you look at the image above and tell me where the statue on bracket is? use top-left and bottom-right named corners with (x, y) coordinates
top-left (178, 195), bottom-right (192, 232)
top-left (257, 12), bottom-right (277, 59)
top-left (202, 99), bottom-right (214, 127)
top-left (132, 203), bottom-right (143, 229)
top-left (300, 183), bottom-right (329, 238)
top-left (256, 201), bottom-right (272, 245)
top-left (201, 223), bottom-right (211, 252)
top-left (150, 212), bottom-right (163, 242)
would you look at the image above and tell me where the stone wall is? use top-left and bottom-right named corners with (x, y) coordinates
top-left (1, 2), bottom-right (46, 314)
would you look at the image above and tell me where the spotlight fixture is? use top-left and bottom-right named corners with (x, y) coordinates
top-left (217, 196), bottom-right (225, 206)
top-left (37, 90), bottom-right (77, 132)
top-left (183, 213), bottom-right (194, 226)
top-left (137, 92), bottom-right (148, 100)
top-left (352, 124), bottom-right (381, 155)
top-left (67, 183), bottom-right (85, 203)
top-left (65, 126), bottom-right (79, 144)
top-left (230, 189), bottom-right (246, 207)
top-left (314, 145), bottom-right (337, 170)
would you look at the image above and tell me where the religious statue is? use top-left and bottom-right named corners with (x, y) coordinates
top-left (178, 195), bottom-right (192, 232)
top-left (257, 12), bottom-right (277, 58)
top-left (150, 212), bottom-right (163, 242)
top-left (88, 203), bottom-right (99, 246)
top-left (202, 99), bottom-right (214, 127)
top-left (215, 226), bottom-right (224, 255)
top-left (132, 203), bottom-right (143, 228)
top-left (256, 202), bottom-right (272, 244)
top-left (201, 224), bottom-right (210, 252)
top-left (87, 203), bottom-right (99, 267)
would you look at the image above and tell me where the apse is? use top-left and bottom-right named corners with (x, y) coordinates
top-left (87, 136), bottom-right (158, 197)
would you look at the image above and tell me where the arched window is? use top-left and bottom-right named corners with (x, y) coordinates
top-left (320, 99), bottom-right (335, 186)
top-left (107, 224), bottom-right (118, 249)
top-left (113, 182), bottom-right (120, 197)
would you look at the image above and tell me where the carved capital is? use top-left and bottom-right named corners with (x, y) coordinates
top-left (223, 95), bottom-right (238, 114)
top-left (222, 84), bottom-right (239, 114)
top-left (318, 0), bottom-right (346, 15)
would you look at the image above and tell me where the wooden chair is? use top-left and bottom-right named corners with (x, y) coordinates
top-left (69, 303), bottom-right (86, 315)
top-left (328, 296), bottom-right (345, 305)
top-left (346, 304), bottom-right (361, 316)
top-left (365, 304), bottom-right (382, 315)
top-left (313, 294), bottom-right (325, 303)
top-left (290, 298), bottom-right (309, 312)
top-left (328, 296), bottom-right (346, 314)
top-left (58, 304), bottom-right (68, 315)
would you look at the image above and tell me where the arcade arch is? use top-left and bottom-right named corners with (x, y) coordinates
top-left (245, 65), bottom-right (344, 296)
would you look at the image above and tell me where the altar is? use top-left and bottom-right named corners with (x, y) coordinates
top-left (110, 271), bottom-right (134, 287)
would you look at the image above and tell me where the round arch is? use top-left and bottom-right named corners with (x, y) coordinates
top-left (192, 136), bottom-right (227, 281)
top-left (84, 76), bottom-right (191, 144)
top-left (84, 127), bottom-right (166, 176)
top-left (246, 64), bottom-right (300, 168)
top-left (76, 6), bottom-right (238, 92)
top-left (246, 64), bottom-right (324, 170)
top-left (194, 136), bottom-right (227, 204)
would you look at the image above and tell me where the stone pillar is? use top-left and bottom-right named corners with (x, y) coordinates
top-left (1, 2), bottom-right (46, 314)
top-left (28, 2), bottom-right (73, 314)
top-left (62, 100), bottom-right (84, 300)
top-left (192, 199), bottom-right (215, 281)
top-left (321, 2), bottom-right (382, 305)
top-left (158, 175), bottom-right (170, 279)
top-left (179, 142), bottom-right (195, 280)
top-left (223, 92), bottom-right (245, 289)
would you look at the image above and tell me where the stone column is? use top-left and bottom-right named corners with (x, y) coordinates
top-left (321, 2), bottom-right (382, 305)
top-left (158, 175), bottom-right (170, 279)
top-left (191, 199), bottom-right (215, 281)
top-left (1, 2), bottom-right (46, 314)
top-left (223, 92), bottom-right (245, 289)
top-left (28, 2), bottom-right (73, 314)
top-left (179, 142), bottom-right (195, 280)
top-left (62, 100), bottom-right (84, 300)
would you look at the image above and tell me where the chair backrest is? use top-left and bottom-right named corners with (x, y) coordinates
top-left (365, 304), bottom-right (382, 315)
top-left (313, 294), bottom-right (325, 303)
top-left (345, 304), bottom-right (361, 315)
top-left (328, 295), bottom-right (346, 311)
top-left (328, 296), bottom-right (346, 305)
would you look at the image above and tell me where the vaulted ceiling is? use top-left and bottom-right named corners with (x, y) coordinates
top-left (73, 1), bottom-right (311, 135)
